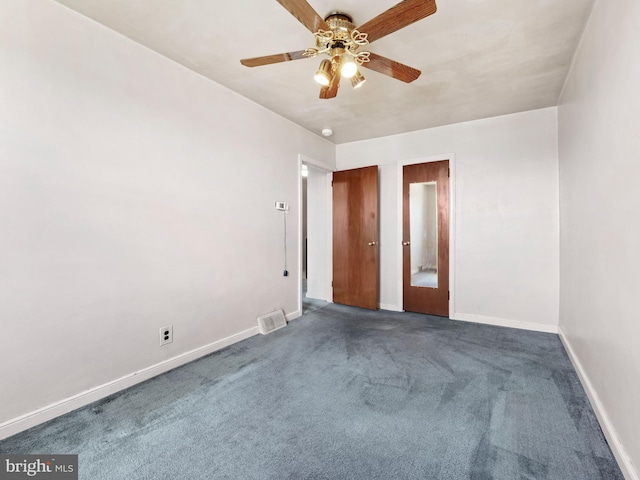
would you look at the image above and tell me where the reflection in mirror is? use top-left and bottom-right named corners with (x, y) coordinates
top-left (410, 182), bottom-right (438, 288)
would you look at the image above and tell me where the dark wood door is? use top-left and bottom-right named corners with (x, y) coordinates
top-left (333, 166), bottom-right (379, 310)
top-left (403, 161), bottom-right (449, 316)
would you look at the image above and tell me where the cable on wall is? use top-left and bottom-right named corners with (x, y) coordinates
top-left (275, 201), bottom-right (289, 276)
top-left (283, 208), bottom-right (288, 276)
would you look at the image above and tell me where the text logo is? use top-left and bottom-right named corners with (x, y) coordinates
top-left (0, 455), bottom-right (77, 480)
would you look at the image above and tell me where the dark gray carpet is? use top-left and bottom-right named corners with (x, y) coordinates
top-left (0, 304), bottom-right (623, 479)
top-left (301, 278), bottom-right (329, 314)
top-left (303, 295), bottom-right (329, 314)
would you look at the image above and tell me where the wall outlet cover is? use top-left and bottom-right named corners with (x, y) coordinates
top-left (160, 325), bottom-right (173, 346)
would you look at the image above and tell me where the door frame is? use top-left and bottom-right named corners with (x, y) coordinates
top-left (396, 153), bottom-right (457, 316)
top-left (297, 154), bottom-right (334, 316)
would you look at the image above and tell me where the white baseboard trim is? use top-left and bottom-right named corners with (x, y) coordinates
top-left (0, 326), bottom-right (260, 441)
top-left (559, 328), bottom-right (638, 480)
top-left (304, 291), bottom-right (330, 302)
top-left (452, 312), bottom-right (559, 334)
top-left (379, 303), bottom-right (404, 312)
top-left (285, 310), bottom-right (301, 322)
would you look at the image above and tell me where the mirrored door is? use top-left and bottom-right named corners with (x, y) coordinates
top-left (403, 161), bottom-right (449, 316)
top-left (409, 181), bottom-right (439, 288)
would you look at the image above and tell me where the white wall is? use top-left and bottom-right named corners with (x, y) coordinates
top-left (558, 0), bottom-right (640, 477)
top-left (0, 0), bottom-right (334, 435)
top-left (337, 108), bottom-right (560, 330)
top-left (378, 163), bottom-right (400, 312)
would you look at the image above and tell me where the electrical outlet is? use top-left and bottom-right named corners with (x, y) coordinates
top-left (159, 325), bottom-right (173, 346)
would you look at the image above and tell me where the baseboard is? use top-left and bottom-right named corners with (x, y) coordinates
top-left (452, 312), bottom-right (559, 334)
top-left (0, 326), bottom-right (260, 441)
top-left (558, 328), bottom-right (639, 480)
top-left (285, 310), bottom-right (301, 322)
top-left (379, 303), bottom-right (404, 312)
top-left (304, 291), bottom-right (329, 302)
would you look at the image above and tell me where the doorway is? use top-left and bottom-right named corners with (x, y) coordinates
top-left (402, 160), bottom-right (449, 316)
top-left (300, 160), bottom-right (332, 315)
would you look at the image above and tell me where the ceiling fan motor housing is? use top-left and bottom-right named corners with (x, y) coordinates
top-left (324, 12), bottom-right (354, 28)
top-left (321, 13), bottom-right (356, 49)
top-left (313, 11), bottom-right (369, 75)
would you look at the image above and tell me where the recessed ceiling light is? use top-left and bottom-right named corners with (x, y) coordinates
top-left (322, 128), bottom-right (333, 137)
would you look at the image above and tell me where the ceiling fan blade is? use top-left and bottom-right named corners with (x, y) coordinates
top-left (319, 72), bottom-right (341, 99)
top-left (276, 0), bottom-right (329, 33)
top-left (240, 50), bottom-right (308, 67)
top-left (357, 0), bottom-right (437, 44)
top-left (361, 52), bottom-right (421, 83)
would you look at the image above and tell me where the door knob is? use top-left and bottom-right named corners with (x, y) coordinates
top-left (402, 241), bottom-right (410, 246)
top-left (368, 241), bottom-right (377, 246)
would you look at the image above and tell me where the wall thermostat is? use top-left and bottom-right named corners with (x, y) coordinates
top-left (275, 201), bottom-right (287, 211)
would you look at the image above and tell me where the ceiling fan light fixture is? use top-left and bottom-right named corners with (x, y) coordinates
top-left (314, 59), bottom-right (332, 86)
top-left (351, 71), bottom-right (366, 89)
top-left (241, 1), bottom-right (436, 99)
top-left (340, 58), bottom-right (358, 78)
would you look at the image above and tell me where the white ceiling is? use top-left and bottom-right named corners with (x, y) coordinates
top-left (53, 0), bottom-right (595, 144)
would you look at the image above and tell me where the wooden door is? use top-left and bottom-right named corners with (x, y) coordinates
top-left (403, 161), bottom-right (449, 316)
top-left (333, 166), bottom-right (379, 310)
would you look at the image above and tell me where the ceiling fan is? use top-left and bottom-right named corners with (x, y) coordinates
top-left (240, 0), bottom-right (437, 99)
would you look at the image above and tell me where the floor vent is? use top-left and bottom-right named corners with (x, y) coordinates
top-left (257, 310), bottom-right (287, 335)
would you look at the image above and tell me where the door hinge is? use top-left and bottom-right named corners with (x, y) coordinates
top-left (448, 290), bottom-right (450, 300)
top-left (448, 167), bottom-right (450, 178)
top-left (331, 281), bottom-right (333, 287)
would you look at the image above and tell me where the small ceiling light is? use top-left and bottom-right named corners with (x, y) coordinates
top-left (351, 71), bottom-right (366, 89)
top-left (340, 58), bottom-right (358, 78)
top-left (314, 59), bottom-right (332, 86)
top-left (321, 128), bottom-right (333, 137)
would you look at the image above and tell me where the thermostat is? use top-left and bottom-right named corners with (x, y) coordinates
top-left (275, 201), bottom-right (287, 211)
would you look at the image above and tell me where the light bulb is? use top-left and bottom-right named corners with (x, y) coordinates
top-left (314, 59), bottom-right (332, 86)
top-left (341, 59), bottom-right (358, 78)
top-left (314, 73), bottom-right (330, 86)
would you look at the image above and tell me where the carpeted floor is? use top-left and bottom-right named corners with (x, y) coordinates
top-left (301, 278), bottom-right (329, 314)
top-left (303, 295), bottom-right (329, 314)
top-left (0, 304), bottom-right (623, 479)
